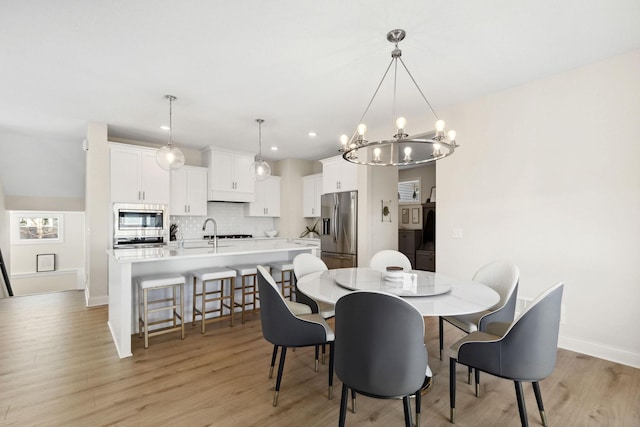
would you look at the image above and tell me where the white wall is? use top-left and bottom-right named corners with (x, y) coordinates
top-left (9, 211), bottom-right (85, 295)
top-left (436, 50), bottom-right (640, 368)
top-left (0, 178), bottom-right (9, 297)
top-left (274, 158), bottom-right (316, 238)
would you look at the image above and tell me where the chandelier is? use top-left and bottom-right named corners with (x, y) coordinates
top-left (250, 118), bottom-right (271, 181)
top-left (156, 95), bottom-right (185, 171)
top-left (339, 29), bottom-right (458, 166)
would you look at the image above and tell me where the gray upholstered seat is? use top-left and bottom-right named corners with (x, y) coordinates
top-left (449, 282), bottom-right (564, 427)
top-left (369, 250), bottom-right (412, 272)
top-left (335, 290), bottom-right (429, 427)
top-left (439, 260), bottom-right (520, 389)
top-left (256, 265), bottom-right (334, 406)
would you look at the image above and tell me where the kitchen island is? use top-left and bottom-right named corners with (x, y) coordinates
top-left (107, 239), bottom-right (318, 358)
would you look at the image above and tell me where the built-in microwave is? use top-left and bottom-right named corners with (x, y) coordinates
top-left (113, 203), bottom-right (168, 248)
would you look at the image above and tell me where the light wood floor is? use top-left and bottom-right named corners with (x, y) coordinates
top-left (1, 291), bottom-right (638, 427)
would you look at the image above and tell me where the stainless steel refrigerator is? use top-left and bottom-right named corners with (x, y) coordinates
top-left (320, 191), bottom-right (357, 268)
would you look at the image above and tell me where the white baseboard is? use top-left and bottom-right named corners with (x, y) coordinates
top-left (559, 334), bottom-right (640, 369)
top-left (84, 288), bottom-right (108, 307)
top-left (107, 321), bottom-right (132, 359)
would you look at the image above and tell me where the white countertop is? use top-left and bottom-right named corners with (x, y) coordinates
top-left (108, 239), bottom-right (318, 263)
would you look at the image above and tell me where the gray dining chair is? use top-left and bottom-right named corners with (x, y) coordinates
top-left (335, 290), bottom-right (430, 427)
top-left (256, 265), bottom-right (335, 406)
top-left (293, 253), bottom-right (335, 364)
top-left (449, 282), bottom-right (564, 427)
top-left (369, 250), bottom-right (412, 272)
top-left (439, 260), bottom-right (519, 390)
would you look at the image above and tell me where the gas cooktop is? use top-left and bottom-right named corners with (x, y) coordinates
top-left (202, 234), bottom-right (253, 239)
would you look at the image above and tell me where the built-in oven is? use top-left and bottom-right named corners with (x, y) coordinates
top-left (113, 203), bottom-right (168, 248)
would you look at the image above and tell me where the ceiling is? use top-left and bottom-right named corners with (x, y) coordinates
top-left (1, 1), bottom-right (640, 199)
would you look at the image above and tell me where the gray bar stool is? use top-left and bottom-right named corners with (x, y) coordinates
top-left (268, 260), bottom-right (295, 300)
top-left (136, 273), bottom-right (186, 349)
top-left (191, 267), bottom-right (238, 333)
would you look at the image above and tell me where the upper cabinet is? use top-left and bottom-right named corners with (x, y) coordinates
top-left (170, 166), bottom-right (208, 216)
top-left (246, 176), bottom-right (281, 217)
top-left (203, 147), bottom-right (255, 202)
top-left (320, 155), bottom-right (358, 194)
top-left (302, 173), bottom-right (322, 217)
top-left (110, 144), bottom-right (170, 204)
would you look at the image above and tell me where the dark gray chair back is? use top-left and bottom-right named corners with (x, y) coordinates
top-left (458, 283), bottom-right (564, 381)
top-left (257, 265), bottom-right (327, 347)
top-left (335, 291), bottom-right (427, 398)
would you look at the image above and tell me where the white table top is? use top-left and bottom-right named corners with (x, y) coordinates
top-left (297, 267), bottom-right (500, 317)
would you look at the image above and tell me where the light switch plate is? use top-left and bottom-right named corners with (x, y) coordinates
top-left (452, 228), bottom-right (463, 239)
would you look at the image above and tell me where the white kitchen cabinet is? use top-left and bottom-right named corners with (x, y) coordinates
top-left (320, 155), bottom-right (358, 193)
top-left (203, 147), bottom-right (255, 202)
top-left (246, 176), bottom-right (281, 217)
top-left (110, 144), bottom-right (170, 204)
top-left (302, 173), bottom-right (322, 217)
top-left (170, 166), bottom-right (207, 216)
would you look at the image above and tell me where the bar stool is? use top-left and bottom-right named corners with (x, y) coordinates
top-left (136, 273), bottom-right (185, 349)
top-left (269, 260), bottom-right (295, 301)
top-left (227, 264), bottom-right (268, 324)
top-left (191, 267), bottom-right (238, 333)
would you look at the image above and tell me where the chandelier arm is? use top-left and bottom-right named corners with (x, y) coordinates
top-left (350, 57), bottom-right (396, 141)
top-left (392, 57), bottom-right (398, 127)
top-left (398, 57), bottom-right (440, 120)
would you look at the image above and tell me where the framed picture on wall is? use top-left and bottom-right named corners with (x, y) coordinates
top-left (36, 253), bottom-right (55, 272)
top-left (401, 208), bottom-right (410, 224)
top-left (412, 207), bottom-right (420, 224)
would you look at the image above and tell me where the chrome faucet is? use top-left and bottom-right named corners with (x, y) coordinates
top-left (202, 218), bottom-right (218, 249)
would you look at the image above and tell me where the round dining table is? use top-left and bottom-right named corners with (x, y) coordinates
top-left (296, 267), bottom-right (500, 317)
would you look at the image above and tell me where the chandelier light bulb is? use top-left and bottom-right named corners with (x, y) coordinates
top-left (340, 134), bottom-right (349, 146)
top-left (435, 119), bottom-right (446, 132)
top-left (403, 146), bottom-right (413, 162)
top-left (396, 116), bottom-right (407, 130)
top-left (373, 147), bottom-right (382, 162)
top-left (447, 130), bottom-right (456, 142)
top-left (357, 123), bottom-right (367, 135)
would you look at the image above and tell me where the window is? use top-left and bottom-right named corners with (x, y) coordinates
top-left (398, 179), bottom-right (421, 203)
top-left (10, 212), bottom-right (64, 244)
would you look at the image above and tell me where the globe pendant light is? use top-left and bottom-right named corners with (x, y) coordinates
top-left (156, 95), bottom-right (185, 171)
top-left (250, 118), bottom-right (271, 181)
top-left (339, 29), bottom-right (459, 166)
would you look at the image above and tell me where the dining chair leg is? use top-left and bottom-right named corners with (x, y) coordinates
top-left (269, 345), bottom-right (279, 378)
top-left (339, 384), bottom-right (349, 427)
top-left (532, 381), bottom-right (548, 427)
top-left (514, 380), bottom-right (529, 427)
top-left (322, 343), bottom-right (326, 364)
top-left (415, 389), bottom-right (422, 427)
top-left (273, 347), bottom-right (287, 406)
top-left (328, 341), bottom-right (335, 400)
top-left (402, 395), bottom-right (413, 427)
top-left (314, 345), bottom-right (319, 372)
top-left (475, 368), bottom-right (481, 397)
top-left (351, 389), bottom-right (356, 413)
top-left (439, 316), bottom-right (444, 361)
top-left (450, 357), bottom-right (457, 423)
top-left (468, 366), bottom-right (473, 385)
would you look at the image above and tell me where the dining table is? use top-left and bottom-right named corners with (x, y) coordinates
top-left (296, 267), bottom-right (500, 317)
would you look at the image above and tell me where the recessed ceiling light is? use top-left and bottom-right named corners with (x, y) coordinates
top-left (270, 146), bottom-right (278, 151)
top-left (160, 125), bottom-right (170, 131)
top-left (308, 131), bottom-right (317, 137)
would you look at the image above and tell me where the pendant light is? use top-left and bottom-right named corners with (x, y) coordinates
top-left (250, 118), bottom-right (271, 181)
top-left (156, 95), bottom-right (185, 171)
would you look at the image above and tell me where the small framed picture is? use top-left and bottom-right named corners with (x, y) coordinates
top-left (401, 208), bottom-right (410, 224)
top-left (412, 207), bottom-right (420, 224)
top-left (37, 253), bottom-right (55, 272)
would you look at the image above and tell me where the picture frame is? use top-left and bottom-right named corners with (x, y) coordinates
top-left (401, 208), bottom-right (410, 224)
top-left (429, 186), bottom-right (436, 203)
top-left (36, 253), bottom-right (55, 272)
top-left (412, 207), bottom-right (420, 224)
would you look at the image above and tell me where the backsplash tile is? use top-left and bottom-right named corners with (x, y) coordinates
top-left (170, 202), bottom-right (278, 239)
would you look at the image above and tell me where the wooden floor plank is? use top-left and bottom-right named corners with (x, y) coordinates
top-left (1, 290), bottom-right (638, 426)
